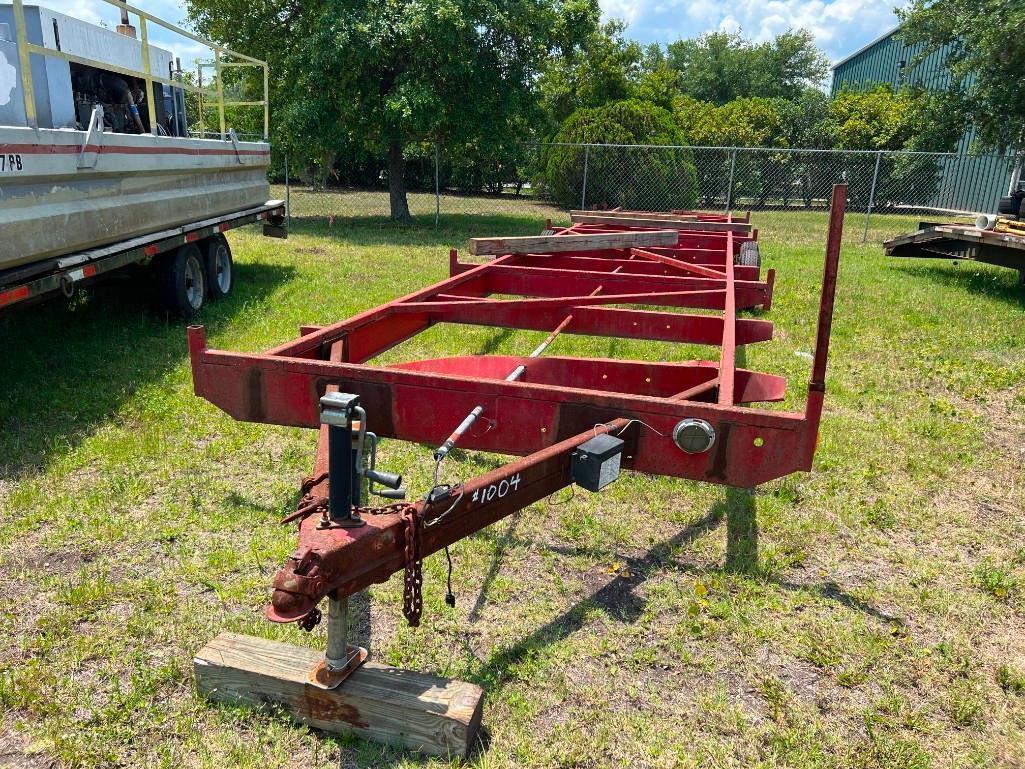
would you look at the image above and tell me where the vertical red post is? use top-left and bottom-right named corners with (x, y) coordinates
top-left (717, 230), bottom-right (737, 406)
top-left (810, 184), bottom-right (847, 390)
top-left (803, 183), bottom-right (847, 466)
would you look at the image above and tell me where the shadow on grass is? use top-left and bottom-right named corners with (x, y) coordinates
top-left (468, 513), bottom-right (523, 623)
top-left (890, 260), bottom-right (1025, 308)
top-left (471, 501), bottom-right (727, 691)
top-left (285, 210), bottom-right (561, 248)
top-left (0, 262), bottom-right (296, 479)
top-left (470, 486), bottom-right (900, 692)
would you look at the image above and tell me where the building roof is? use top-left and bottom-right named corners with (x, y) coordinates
top-left (831, 24), bottom-right (901, 71)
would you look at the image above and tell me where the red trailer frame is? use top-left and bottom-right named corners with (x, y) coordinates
top-left (188, 186), bottom-right (846, 628)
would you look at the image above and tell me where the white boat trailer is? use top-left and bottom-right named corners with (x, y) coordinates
top-left (0, 199), bottom-right (285, 316)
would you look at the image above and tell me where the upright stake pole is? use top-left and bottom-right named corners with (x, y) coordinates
top-left (262, 64), bottom-right (269, 141)
top-left (284, 152), bottom-right (291, 229)
top-left (196, 65), bottom-right (205, 138)
top-left (863, 150), bottom-right (882, 243)
top-left (580, 145), bottom-right (590, 210)
top-left (726, 149), bottom-right (737, 213)
top-left (139, 16), bottom-right (156, 134)
top-left (435, 141), bottom-right (441, 228)
top-left (214, 49), bottom-right (226, 139)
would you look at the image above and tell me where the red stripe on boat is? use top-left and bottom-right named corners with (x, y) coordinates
top-left (0, 286), bottom-right (30, 307)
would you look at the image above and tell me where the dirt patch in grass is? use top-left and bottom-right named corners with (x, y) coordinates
top-left (0, 721), bottom-right (55, 769)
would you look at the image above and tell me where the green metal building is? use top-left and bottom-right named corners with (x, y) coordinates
top-left (831, 26), bottom-right (962, 96)
top-left (830, 26), bottom-right (1012, 213)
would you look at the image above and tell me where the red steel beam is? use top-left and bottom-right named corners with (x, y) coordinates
top-left (717, 232), bottom-right (737, 407)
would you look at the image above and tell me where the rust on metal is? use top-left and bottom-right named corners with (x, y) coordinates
top-left (307, 645), bottom-right (369, 690)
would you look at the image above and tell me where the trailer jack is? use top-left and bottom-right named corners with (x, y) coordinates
top-left (306, 594), bottom-right (369, 690)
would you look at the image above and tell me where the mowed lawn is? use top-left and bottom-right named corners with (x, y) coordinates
top-left (1, 203), bottom-right (1024, 768)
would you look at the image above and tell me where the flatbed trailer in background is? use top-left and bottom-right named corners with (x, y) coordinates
top-left (885, 223), bottom-right (1025, 285)
top-left (0, 200), bottom-right (286, 316)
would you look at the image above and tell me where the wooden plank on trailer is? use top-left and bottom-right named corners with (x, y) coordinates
top-left (194, 633), bottom-right (484, 759)
top-left (571, 209), bottom-right (697, 222)
top-left (468, 230), bottom-right (678, 256)
top-left (569, 213), bottom-right (752, 233)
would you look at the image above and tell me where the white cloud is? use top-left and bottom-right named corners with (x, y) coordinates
top-left (601, 0), bottom-right (644, 26)
top-left (602, 0), bottom-right (903, 63)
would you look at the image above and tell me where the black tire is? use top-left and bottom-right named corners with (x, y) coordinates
top-left (736, 241), bottom-right (761, 267)
top-left (156, 244), bottom-right (206, 319)
top-left (203, 235), bottom-right (233, 301)
top-left (998, 196), bottom-right (1019, 215)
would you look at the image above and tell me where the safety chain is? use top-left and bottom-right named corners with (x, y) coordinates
top-left (401, 505), bottom-right (424, 627)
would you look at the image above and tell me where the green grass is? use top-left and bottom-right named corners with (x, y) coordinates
top-left (2, 206), bottom-right (1025, 768)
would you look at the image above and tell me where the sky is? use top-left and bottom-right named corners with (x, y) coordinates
top-left (38, 0), bottom-right (903, 74)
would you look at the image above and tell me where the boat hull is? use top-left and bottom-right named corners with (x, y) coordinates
top-left (0, 127), bottom-right (272, 267)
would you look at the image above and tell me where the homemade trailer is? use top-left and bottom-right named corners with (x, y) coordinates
top-left (190, 187), bottom-right (847, 756)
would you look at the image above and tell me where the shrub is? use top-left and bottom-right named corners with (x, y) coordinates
top-left (544, 99), bottom-right (698, 210)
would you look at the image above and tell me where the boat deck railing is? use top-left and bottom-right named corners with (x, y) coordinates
top-left (9, 0), bottom-right (269, 140)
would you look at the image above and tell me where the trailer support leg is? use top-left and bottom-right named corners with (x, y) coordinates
top-left (306, 594), bottom-right (369, 689)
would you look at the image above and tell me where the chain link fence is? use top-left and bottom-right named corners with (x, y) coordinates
top-left (276, 142), bottom-right (1017, 241)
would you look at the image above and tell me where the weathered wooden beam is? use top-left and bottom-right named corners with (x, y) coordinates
top-left (570, 209), bottom-right (697, 222)
top-left (570, 213), bottom-right (753, 233)
top-left (194, 633), bottom-right (484, 758)
top-left (468, 229), bottom-right (678, 256)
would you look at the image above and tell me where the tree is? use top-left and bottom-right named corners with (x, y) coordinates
top-left (664, 30), bottom-right (828, 105)
top-left (539, 19), bottom-right (644, 129)
top-left (777, 90), bottom-right (836, 207)
top-left (682, 97), bottom-right (788, 205)
top-left (777, 90), bottom-right (833, 149)
top-left (543, 99), bottom-right (698, 210)
top-left (898, 0), bottom-right (1025, 152)
top-left (188, 0), bottom-right (597, 219)
top-left (828, 85), bottom-right (962, 209)
top-left (828, 86), bottom-right (914, 151)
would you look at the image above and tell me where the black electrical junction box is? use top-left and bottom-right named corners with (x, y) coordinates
top-left (570, 433), bottom-right (624, 492)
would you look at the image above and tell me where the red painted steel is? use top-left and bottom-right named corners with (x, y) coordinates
top-left (188, 188), bottom-right (847, 623)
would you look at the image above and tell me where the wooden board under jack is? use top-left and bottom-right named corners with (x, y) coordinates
top-left (194, 633), bottom-right (485, 758)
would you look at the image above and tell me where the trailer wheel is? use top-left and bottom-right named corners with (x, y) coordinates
top-left (157, 244), bottom-right (207, 319)
top-left (998, 196), bottom-right (1019, 216)
top-left (203, 235), bottom-right (233, 300)
top-left (736, 241), bottom-right (761, 267)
